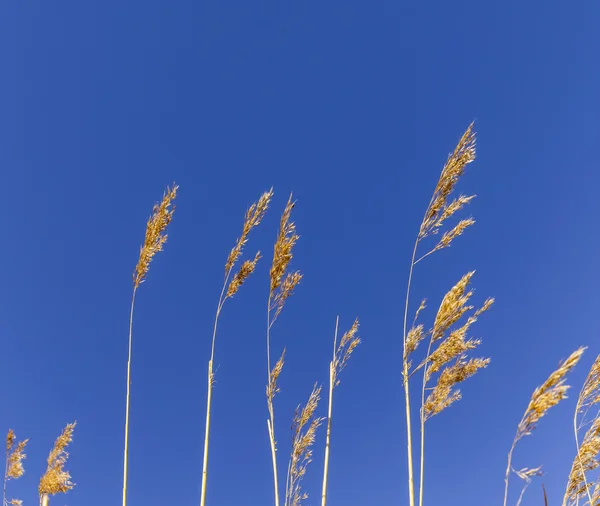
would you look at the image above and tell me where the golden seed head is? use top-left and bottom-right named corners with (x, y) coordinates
top-left (333, 318), bottom-right (361, 386)
top-left (270, 194), bottom-right (299, 295)
top-left (565, 417), bottom-right (600, 504)
top-left (226, 251), bottom-right (261, 298)
top-left (577, 354), bottom-right (600, 417)
top-left (424, 356), bottom-right (489, 420)
top-left (432, 271), bottom-right (475, 341)
top-left (287, 384), bottom-right (324, 506)
top-left (405, 324), bottom-right (425, 359)
top-left (420, 124), bottom-right (476, 239)
top-left (433, 218), bottom-right (475, 252)
top-left (6, 432), bottom-right (28, 480)
top-left (225, 188), bottom-right (273, 274)
top-left (134, 184), bottom-right (178, 288)
top-left (517, 348), bottom-right (585, 441)
top-left (39, 422), bottom-right (76, 496)
top-left (267, 349), bottom-right (286, 403)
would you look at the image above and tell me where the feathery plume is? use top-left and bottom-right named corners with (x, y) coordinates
top-left (432, 271), bottom-right (475, 341)
top-left (226, 188), bottom-right (273, 273)
top-left (423, 356), bottom-right (489, 420)
top-left (504, 348), bottom-right (585, 506)
top-left (332, 318), bottom-right (361, 386)
top-left (226, 251), bottom-right (261, 298)
top-left (286, 385), bottom-right (324, 506)
top-left (39, 422), bottom-right (76, 497)
top-left (133, 184), bottom-right (178, 288)
top-left (5, 435), bottom-right (28, 480)
top-left (419, 124), bottom-right (476, 239)
top-left (564, 417), bottom-right (600, 505)
top-left (270, 195), bottom-right (300, 296)
top-left (517, 348), bottom-right (585, 440)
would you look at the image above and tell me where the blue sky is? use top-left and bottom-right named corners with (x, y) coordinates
top-left (1, 1), bottom-right (599, 505)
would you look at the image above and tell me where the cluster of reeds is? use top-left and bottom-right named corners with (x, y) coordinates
top-left (400, 123), bottom-right (494, 506)
top-left (3, 423), bottom-right (75, 506)
top-left (6, 124), bottom-right (599, 506)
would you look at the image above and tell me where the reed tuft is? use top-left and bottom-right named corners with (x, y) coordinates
top-left (503, 348), bottom-right (585, 506)
top-left (4, 430), bottom-right (28, 506)
top-left (39, 422), bottom-right (76, 497)
top-left (226, 188), bottom-right (273, 273)
top-left (133, 184), bottom-right (178, 288)
top-left (286, 384), bottom-right (324, 506)
top-left (5, 430), bottom-right (28, 480)
top-left (563, 353), bottom-right (600, 506)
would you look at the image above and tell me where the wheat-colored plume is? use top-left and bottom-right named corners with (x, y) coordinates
top-left (503, 347), bottom-right (585, 506)
top-left (563, 354), bottom-right (600, 506)
top-left (286, 384), bottom-right (324, 506)
top-left (4, 430), bottom-right (28, 506)
top-left (39, 422), bottom-right (76, 499)
top-left (133, 184), bottom-right (178, 288)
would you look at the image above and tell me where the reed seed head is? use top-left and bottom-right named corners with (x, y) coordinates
top-left (5, 431), bottom-right (28, 480)
top-left (225, 188), bottom-right (273, 274)
top-left (433, 218), bottom-right (475, 252)
top-left (267, 349), bottom-right (286, 403)
top-left (420, 124), bottom-right (476, 239)
top-left (516, 348), bottom-right (585, 441)
top-left (424, 356), bottom-right (489, 420)
top-left (226, 251), bottom-right (261, 298)
top-left (270, 194), bottom-right (300, 295)
top-left (565, 417), bottom-right (600, 504)
top-left (432, 271), bottom-right (475, 341)
top-left (39, 422), bottom-right (76, 496)
top-left (333, 318), bottom-right (361, 386)
top-left (287, 384), bottom-right (324, 506)
top-left (577, 354), bottom-right (600, 418)
top-left (134, 184), bottom-right (178, 288)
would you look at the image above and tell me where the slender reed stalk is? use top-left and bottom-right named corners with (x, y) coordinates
top-left (200, 189), bottom-right (272, 506)
top-left (321, 317), bottom-right (361, 506)
top-left (401, 123), bottom-right (478, 506)
top-left (266, 194), bottom-right (301, 506)
top-left (503, 347), bottom-right (584, 506)
top-left (39, 422), bottom-right (76, 506)
top-left (285, 385), bottom-right (324, 506)
top-left (4, 430), bottom-right (27, 506)
top-left (123, 184), bottom-right (177, 506)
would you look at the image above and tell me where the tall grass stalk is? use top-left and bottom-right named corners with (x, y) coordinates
top-left (200, 189), bottom-right (272, 506)
top-left (401, 123), bottom-right (481, 506)
top-left (321, 317), bottom-right (360, 506)
top-left (503, 347), bottom-right (584, 506)
top-left (266, 194), bottom-right (301, 506)
top-left (123, 184), bottom-right (177, 506)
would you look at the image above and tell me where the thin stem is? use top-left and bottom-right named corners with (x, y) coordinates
top-left (321, 317), bottom-right (339, 506)
top-left (515, 480), bottom-right (531, 506)
top-left (200, 273), bottom-right (230, 506)
top-left (418, 338), bottom-right (434, 506)
top-left (267, 294), bottom-right (280, 506)
top-left (413, 249), bottom-right (436, 266)
top-left (122, 286), bottom-right (137, 506)
top-left (4, 445), bottom-right (9, 506)
top-left (402, 237), bottom-right (420, 506)
top-left (267, 419), bottom-right (280, 506)
top-left (503, 439), bottom-right (517, 506)
top-left (41, 494), bottom-right (49, 506)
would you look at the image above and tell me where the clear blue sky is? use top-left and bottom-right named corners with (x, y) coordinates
top-left (1, 1), bottom-right (599, 505)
